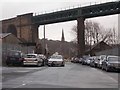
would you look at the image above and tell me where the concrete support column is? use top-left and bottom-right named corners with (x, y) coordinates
top-left (77, 17), bottom-right (85, 58)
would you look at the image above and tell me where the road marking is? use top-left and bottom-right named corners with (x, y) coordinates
top-left (13, 81), bottom-right (32, 88)
top-left (13, 71), bottom-right (30, 73)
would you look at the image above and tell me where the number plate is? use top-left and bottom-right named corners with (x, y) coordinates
top-left (27, 59), bottom-right (33, 61)
top-left (10, 58), bottom-right (15, 60)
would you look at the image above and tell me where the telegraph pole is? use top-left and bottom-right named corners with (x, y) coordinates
top-left (43, 25), bottom-right (46, 55)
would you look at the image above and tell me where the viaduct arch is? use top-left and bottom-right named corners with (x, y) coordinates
top-left (2, 13), bottom-right (38, 43)
top-left (7, 24), bottom-right (17, 36)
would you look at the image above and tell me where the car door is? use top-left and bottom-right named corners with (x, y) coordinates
top-left (102, 58), bottom-right (107, 69)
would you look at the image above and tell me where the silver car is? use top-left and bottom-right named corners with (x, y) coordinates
top-left (23, 54), bottom-right (43, 66)
top-left (48, 55), bottom-right (65, 67)
top-left (97, 55), bottom-right (106, 68)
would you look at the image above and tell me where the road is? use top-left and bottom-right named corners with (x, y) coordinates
top-left (2, 62), bottom-right (119, 89)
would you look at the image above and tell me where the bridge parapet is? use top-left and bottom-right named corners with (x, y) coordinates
top-left (32, 1), bottom-right (120, 25)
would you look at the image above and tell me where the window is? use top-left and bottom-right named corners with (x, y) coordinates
top-left (26, 55), bottom-right (37, 58)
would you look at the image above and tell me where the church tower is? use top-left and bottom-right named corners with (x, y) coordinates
top-left (61, 29), bottom-right (65, 42)
top-left (60, 29), bottom-right (65, 57)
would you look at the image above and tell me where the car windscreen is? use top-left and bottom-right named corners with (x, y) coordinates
top-left (39, 55), bottom-right (45, 59)
top-left (26, 55), bottom-right (37, 58)
top-left (108, 57), bottom-right (120, 62)
top-left (50, 55), bottom-right (62, 59)
top-left (9, 52), bottom-right (21, 57)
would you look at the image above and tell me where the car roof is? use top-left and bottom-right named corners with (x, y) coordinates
top-left (51, 55), bottom-right (62, 57)
top-left (38, 54), bottom-right (45, 56)
top-left (26, 54), bottom-right (38, 56)
top-left (107, 55), bottom-right (119, 58)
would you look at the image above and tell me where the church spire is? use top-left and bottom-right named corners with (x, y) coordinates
top-left (61, 29), bottom-right (65, 42)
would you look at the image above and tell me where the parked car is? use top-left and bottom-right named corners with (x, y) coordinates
top-left (6, 50), bottom-right (24, 66)
top-left (48, 55), bottom-right (65, 67)
top-left (86, 57), bottom-right (93, 65)
top-left (81, 56), bottom-right (89, 65)
top-left (38, 54), bottom-right (47, 66)
top-left (71, 57), bottom-right (80, 63)
top-left (89, 56), bottom-right (99, 67)
top-left (79, 58), bottom-right (82, 63)
top-left (23, 54), bottom-right (43, 66)
top-left (97, 55), bottom-right (106, 68)
top-left (101, 55), bottom-right (120, 72)
top-left (94, 56), bottom-right (100, 67)
top-left (90, 57), bottom-right (95, 67)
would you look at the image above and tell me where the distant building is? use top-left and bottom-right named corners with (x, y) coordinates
top-left (0, 33), bottom-right (22, 44)
top-left (85, 41), bottom-right (112, 56)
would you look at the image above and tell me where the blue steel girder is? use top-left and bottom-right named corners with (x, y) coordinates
top-left (32, 1), bottom-right (120, 25)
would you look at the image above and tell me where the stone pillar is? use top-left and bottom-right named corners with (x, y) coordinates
top-left (31, 24), bottom-right (39, 43)
top-left (77, 17), bottom-right (85, 58)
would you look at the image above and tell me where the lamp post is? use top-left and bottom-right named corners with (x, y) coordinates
top-left (43, 25), bottom-right (46, 55)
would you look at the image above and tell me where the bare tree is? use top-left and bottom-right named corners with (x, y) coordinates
top-left (104, 27), bottom-right (118, 45)
top-left (72, 20), bottom-right (103, 45)
top-left (71, 20), bottom-right (117, 46)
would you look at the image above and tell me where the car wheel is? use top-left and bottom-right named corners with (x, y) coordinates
top-left (61, 64), bottom-right (65, 67)
top-left (37, 62), bottom-right (42, 67)
top-left (105, 66), bottom-right (110, 72)
top-left (6, 63), bottom-right (10, 66)
top-left (42, 62), bottom-right (45, 66)
top-left (48, 64), bottom-right (50, 67)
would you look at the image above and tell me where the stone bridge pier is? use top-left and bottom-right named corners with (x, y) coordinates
top-left (77, 17), bottom-right (85, 58)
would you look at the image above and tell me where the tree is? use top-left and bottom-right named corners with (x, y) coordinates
top-left (71, 20), bottom-right (117, 46)
top-left (103, 27), bottom-right (118, 45)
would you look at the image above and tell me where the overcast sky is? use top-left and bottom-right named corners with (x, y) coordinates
top-left (0, 0), bottom-right (118, 42)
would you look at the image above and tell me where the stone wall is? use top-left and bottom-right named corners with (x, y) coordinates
top-left (1, 13), bottom-right (38, 43)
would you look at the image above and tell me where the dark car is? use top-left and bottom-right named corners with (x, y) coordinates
top-left (71, 57), bottom-right (80, 63)
top-left (6, 50), bottom-right (24, 66)
top-left (101, 55), bottom-right (120, 72)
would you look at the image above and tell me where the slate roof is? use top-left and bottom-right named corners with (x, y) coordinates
top-left (0, 33), bottom-right (11, 39)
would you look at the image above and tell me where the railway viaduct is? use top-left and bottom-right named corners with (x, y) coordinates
top-left (1, 1), bottom-right (120, 57)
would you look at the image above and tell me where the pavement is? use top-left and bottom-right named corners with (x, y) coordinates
top-left (1, 62), bottom-right (120, 89)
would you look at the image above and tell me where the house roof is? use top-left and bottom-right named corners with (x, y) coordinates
top-left (85, 41), bottom-right (111, 53)
top-left (0, 33), bottom-right (11, 39)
